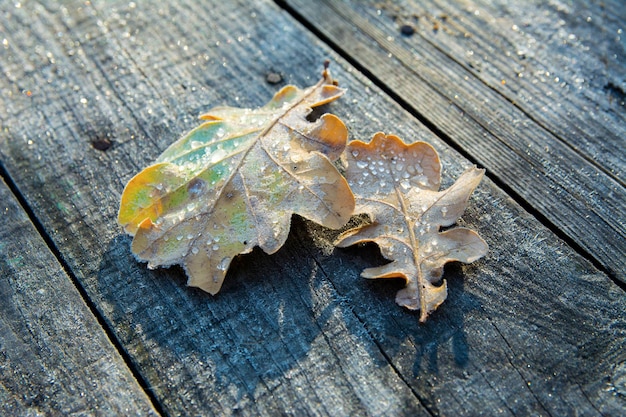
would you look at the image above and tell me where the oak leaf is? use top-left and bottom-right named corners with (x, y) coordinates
top-left (118, 68), bottom-right (355, 294)
top-left (335, 133), bottom-right (488, 322)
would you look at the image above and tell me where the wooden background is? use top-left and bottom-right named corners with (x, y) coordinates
top-left (1, 0), bottom-right (624, 415)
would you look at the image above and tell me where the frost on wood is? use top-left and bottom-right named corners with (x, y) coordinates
top-left (118, 68), bottom-right (355, 295)
top-left (335, 133), bottom-right (488, 322)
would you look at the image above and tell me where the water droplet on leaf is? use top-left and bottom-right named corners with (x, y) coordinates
top-left (218, 257), bottom-right (231, 271)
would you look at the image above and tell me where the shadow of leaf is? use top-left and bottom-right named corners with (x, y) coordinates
top-left (322, 234), bottom-right (480, 378)
top-left (97, 229), bottom-right (324, 413)
top-left (96, 216), bottom-right (477, 415)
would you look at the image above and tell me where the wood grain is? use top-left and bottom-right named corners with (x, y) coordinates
top-left (0, 178), bottom-right (156, 415)
top-left (0, 0), bottom-right (625, 415)
top-left (283, 0), bottom-right (626, 282)
top-left (362, 0), bottom-right (626, 182)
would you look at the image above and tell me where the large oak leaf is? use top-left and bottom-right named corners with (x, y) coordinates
top-left (119, 69), bottom-right (355, 294)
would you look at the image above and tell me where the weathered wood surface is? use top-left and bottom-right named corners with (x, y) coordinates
top-left (0, 178), bottom-right (157, 415)
top-left (0, 0), bottom-right (624, 416)
top-left (283, 0), bottom-right (626, 281)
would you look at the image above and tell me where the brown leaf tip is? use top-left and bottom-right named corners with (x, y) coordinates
top-left (345, 132), bottom-right (442, 192)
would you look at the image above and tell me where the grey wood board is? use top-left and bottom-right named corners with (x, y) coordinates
top-left (0, 178), bottom-right (157, 415)
top-left (360, 0), bottom-right (626, 183)
top-left (0, 0), bottom-right (625, 416)
top-left (284, 0), bottom-right (626, 282)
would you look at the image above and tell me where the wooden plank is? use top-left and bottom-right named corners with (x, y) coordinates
top-left (282, 0), bottom-right (626, 281)
top-left (0, 177), bottom-right (157, 415)
top-left (360, 0), bottom-right (626, 183)
top-left (0, 0), bottom-right (625, 415)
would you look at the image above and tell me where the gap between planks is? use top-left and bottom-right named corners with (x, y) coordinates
top-left (0, 161), bottom-right (167, 417)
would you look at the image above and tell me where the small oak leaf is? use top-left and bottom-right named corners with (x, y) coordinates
top-left (335, 133), bottom-right (488, 322)
top-left (118, 68), bottom-right (355, 295)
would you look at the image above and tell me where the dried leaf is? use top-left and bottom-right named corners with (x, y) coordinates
top-left (335, 133), bottom-right (488, 322)
top-left (118, 68), bottom-right (355, 294)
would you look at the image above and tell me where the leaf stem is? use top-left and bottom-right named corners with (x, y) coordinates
top-left (393, 184), bottom-right (427, 323)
